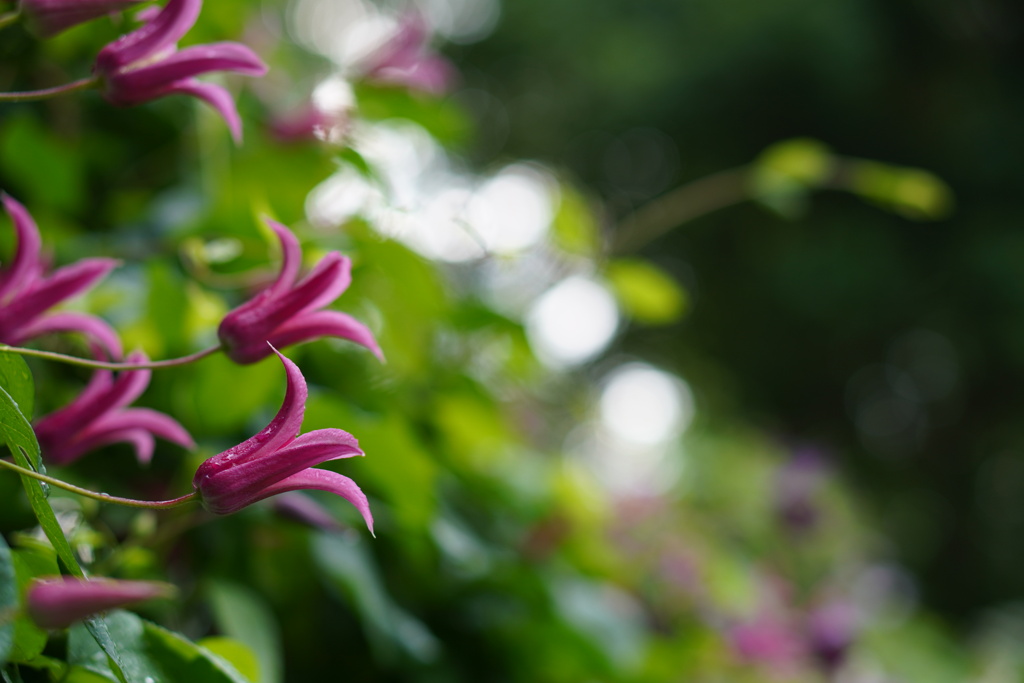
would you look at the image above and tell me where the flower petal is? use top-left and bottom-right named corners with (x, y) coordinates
top-left (0, 194), bottom-right (44, 302)
top-left (269, 309), bottom-right (383, 361)
top-left (0, 257), bottom-right (117, 326)
top-left (258, 468), bottom-right (374, 534)
top-left (161, 80), bottom-right (243, 142)
top-left (193, 347), bottom-right (306, 478)
top-left (94, 0), bottom-right (201, 73)
top-left (113, 43), bottom-right (267, 94)
top-left (266, 220), bottom-right (303, 296)
top-left (90, 407), bottom-right (195, 450)
top-left (12, 311), bottom-right (123, 360)
top-left (27, 577), bottom-right (174, 629)
top-left (22, 0), bottom-right (146, 38)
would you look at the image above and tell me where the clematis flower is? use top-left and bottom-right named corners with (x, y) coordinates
top-left (34, 350), bottom-right (194, 466)
top-left (360, 11), bottom-right (455, 95)
top-left (217, 220), bottom-right (382, 365)
top-left (0, 194), bottom-right (122, 359)
top-left (27, 576), bottom-right (174, 629)
top-left (19, 0), bottom-right (145, 38)
top-left (192, 348), bottom-right (373, 534)
top-left (92, 0), bottom-right (268, 142)
top-left (774, 449), bottom-right (829, 534)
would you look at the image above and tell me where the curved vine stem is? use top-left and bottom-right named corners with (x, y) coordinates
top-left (0, 9), bottom-right (21, 30)
top-left (0, 458), bottom-right (197, 509)
top-left (0, 344), bottom-right (223, 370)
top-left (0, 76), bottom-right (100, 103)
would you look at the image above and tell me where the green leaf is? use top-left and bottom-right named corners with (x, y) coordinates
top-left (0, 387), bottom-right (128, 682)
top-left (197, 638), bottom-right (259, 683)
top-left (206, 581), bottom-right (281, 683)
top-left (606, 259), bottom-right (688, 325)
top-left (0, 114), bottom-right (85, 213)
top-left (848, 160), bottom-right (954, 220)
top-left (69, 611), bottom-right (253, 683)
top-left (0, 535), bottom-right (15, 667)
top-left (312, 534), bottom-right (439, 664)
top-left (0, 352), bottom-right (33, 422)
top-left (552, 184), bottom-right (600, 256)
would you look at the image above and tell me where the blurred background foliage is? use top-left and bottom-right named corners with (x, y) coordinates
top-left (2, 0), bottom-right (1024, 681)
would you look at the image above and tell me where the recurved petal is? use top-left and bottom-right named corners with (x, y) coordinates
top-left (0, 257), bottom-right (117, 323)
top-left (269, 309), bottom-right (383, 361)
top-left (94, 0), bottom-right (201, 73)
top-left (252, 468), bottom-right (374, 534)
top-left (161, 80), bottom-right (243, 142)
top-left (266, 220), bottom-right (303, 296)
top-left (72, 425), bottom-right (156, 465)
top-left (90, 407), bottom-right (195, 450)
top-left (13, 311), bottom-right (123, 360)
top-left (192, 347), bottom-right (307, 477)
top-left (34, 368), bottom-right (117, 457)
top-left (0, 194), bottom-right (44, 301)
top-left (105, 351), bottom-right (153, 411)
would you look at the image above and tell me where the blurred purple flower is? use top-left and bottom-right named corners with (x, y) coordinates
top-left (730, 615), bottom-right (805, 666)
top-left (34, 350), bottom-right (194, 465)
top-left (20, 0), bottom-right (145, 37)
top-left (217, 219), bottom-right (382, 365)
top-left (27, 576), bottom-right (173, 629)
top-left (806, 601), bottom-right (858, 673)
top-left (361, 11), bottom-right (455, 95)
top-left (93, 0), bottom-right (267, 142)
top-left (192, 348), bottom-right (374, 533)
top-left (269, 105), bottom-right (348, 144)
top-left (775, 449), bottom-right (829, 534)
top-left (0, 194), bottom-right (121, 359)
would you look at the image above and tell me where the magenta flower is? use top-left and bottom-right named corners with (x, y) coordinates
top-left (217, 220), bottom-right (382, 365)
top-left (192, 348), bottom-right (373, 534)
top-left (27, 576), bottom-right (173, 629)
top-left (93, 0), bottom-right (268, 142)
top-left (361, 11), bottom-right (455, 95)
top-left (20, 0), bottom-right (145, 38)
top-left (0, 194), bottom-right (121, 359)
top-left (34, 351), bottom-right (194, 466)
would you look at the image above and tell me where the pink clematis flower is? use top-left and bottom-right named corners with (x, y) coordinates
top-left (27, 576), bottom-right (174, 629)
top-left (92, 0), bottom-right (268, 142)
top-left (361, 11), bottom-right (455, 95)
top-left (0, 194), bottom-right (121, 359)
top-left (19, 0), bottom-right (145, 38)
top-left (34, 351), bottom-right (194, 466)
top-left (217, 220), bottom-right (382, 365)
top-left (192, 348), bottom-right (373, 533)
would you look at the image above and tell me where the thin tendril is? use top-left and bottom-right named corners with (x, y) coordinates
top-left (0, 9), bottom-right (21, 30)
top-left (0, 344), bottom-right (222, 370)
top-left (0, 76), bottom-right (100, 103)
top-left (0, 458), bottom-right (197, 509)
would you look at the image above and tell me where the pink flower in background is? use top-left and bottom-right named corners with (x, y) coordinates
top-left (217, 220), bottom-right (382, 365)
top-left (27, 576), bottom-right (173, 629)
top-left (20, 0), bottom-right (145, 37)
top-left (0, 194), bottom-right (121, 359)
top-left (269, 105), bottom-right (348, 145)
top-left (774, 449), bottom-right (830, 534)
top-left (806, 600), bottom-right (858, 673)
top-left (34, 351), bottom-right (194, 465)
top-left (193, 348), bottom-right (373, 533)
top-left (93, 0), bottom-right (267, 142)
top-left (362, 11), bottom-right (455, 95)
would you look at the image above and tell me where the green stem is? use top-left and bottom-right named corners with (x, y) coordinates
top-left (0, 459), bottom-right (197, 509)
top-left (611, 165), bottom-right (752, 254)
top-left (0, 76), bottom-right (100, 103)
top-left (0, 8), bottom-right (20, 30)
top-left (0, 344), bottom-right (222, 370)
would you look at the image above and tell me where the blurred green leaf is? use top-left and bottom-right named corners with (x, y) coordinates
top-left (0, 535), bottom-right (16, 667)
top-left (0, 114), bottom-right (84, 213)
top-left (606, 259), bottom-right (688, 325)
top-left (312, 534), bottom-right (439, 664)
top-left (197, 639), bottom-right (260, 683)
top-left (552, 184), bottom-right (600, 256)
top-left (751, 138), bottom-right (833, 217)
top-left (8, 546), bottom-right (57, 664)
top-left (206, 581), bottom-right (281, 683)
top-left (848, 160), bottom-right (953, 220)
